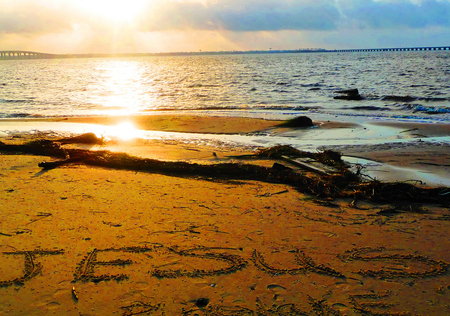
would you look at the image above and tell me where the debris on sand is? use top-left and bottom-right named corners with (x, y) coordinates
top-left (57, 133), bottom-right (105, 145)
top-left (1, 141), bottom-right (449, 207)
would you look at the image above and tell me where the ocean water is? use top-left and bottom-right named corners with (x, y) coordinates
top-left (1, 51), bottom-right (449, 122)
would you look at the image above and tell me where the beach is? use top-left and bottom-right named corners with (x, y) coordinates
top-left (1, 114), bottom-right (450, 315)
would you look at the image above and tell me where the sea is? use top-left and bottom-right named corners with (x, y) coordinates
top-left (1, 51), bottom-right (450, 185)
top-left (1, 51), bottom-right (449, 121)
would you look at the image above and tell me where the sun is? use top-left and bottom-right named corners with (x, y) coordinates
top-left (111, 122), bottom-right (140, 141)
top-left (75, 0), bottom-right (148, 22)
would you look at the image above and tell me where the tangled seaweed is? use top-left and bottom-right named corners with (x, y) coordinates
top-left (1, 141), bottom-right (449, 206)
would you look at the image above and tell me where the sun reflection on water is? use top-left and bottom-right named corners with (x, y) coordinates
top-left (93, 60), bottom-right (157, 115)
top-left (108, 121), bottom-right (141, 140)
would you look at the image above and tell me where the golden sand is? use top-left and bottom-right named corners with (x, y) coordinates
top-left (1, 116), bottom-right (450, 315)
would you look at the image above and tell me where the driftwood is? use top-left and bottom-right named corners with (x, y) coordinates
top-left (1, 142), bottom-right (449, 207)
top-left (281, 156), bottom-right (340, 176)
top-left (38, 157), bottom-right (84, 170)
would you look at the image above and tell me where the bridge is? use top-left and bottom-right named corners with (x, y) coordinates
top-left (332, 46), bottom-right (450, 53)
top-left (0, 51), bottom-right (60, 60)
top-left (1, 46), bottom-right (450, 60)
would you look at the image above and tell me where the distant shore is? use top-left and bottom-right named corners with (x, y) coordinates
top-left (1, 45), bottom-right (449, 61)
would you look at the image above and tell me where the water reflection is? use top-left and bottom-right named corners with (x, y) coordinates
top-left (344, 156), bottom-right (450, 187)
top-left (93, 60), bottom-right (155, 114)
top-left (109, 121), bottom-right (141, 140)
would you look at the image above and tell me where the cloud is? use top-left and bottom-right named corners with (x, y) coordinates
top-left (1, 0), bottom-right (450, 36)
top-left (137, 0), bottom-right (340, 32)
top-left (0, 1), bottom-right (73, 35)
top-left (339, 0), bottom-right (450, 29)
top-left (135, 0), bottom-right (450, 32)
top-left (1, 0), bottom-right (450, 53)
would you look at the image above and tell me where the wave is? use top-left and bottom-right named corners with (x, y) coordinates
top-left (300, 83), bottom-right (322, 88)
top-left (186, 83), bottom-right (222, 88)
top-left (381, 95), bottom-right (449, 102)
top-left (0, 99), bottom-right (32, 103)
top-left (413, 105), bottom-right (450, 114)
top-left (346, 106), bottom-right (390, 111)
top-left (141, 104), bottom-right (320, 112)
top-left (0, 112), bottom-right (35, 118)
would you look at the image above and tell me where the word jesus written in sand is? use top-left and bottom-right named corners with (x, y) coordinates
top-left (1, 244), bottom-right (448, 286)
top-left (2, 245), bottom-right (448, 315)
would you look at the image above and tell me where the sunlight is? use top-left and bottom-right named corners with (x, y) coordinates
top-left (94, 60), bottom-right (150, 113)
top-left (111, 121), bottom-right (140, 140)
top-left (75, 0), bottom-right (148, 22)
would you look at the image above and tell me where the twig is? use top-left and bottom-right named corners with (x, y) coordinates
top-left (257, 189), bottom-right (289, 197)
top-left (26, 213), bottom-right (52, 225)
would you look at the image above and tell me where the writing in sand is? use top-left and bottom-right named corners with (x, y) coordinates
top-left (1, 243), bottom-right (448, 315)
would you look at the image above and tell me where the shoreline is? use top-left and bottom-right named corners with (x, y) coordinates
top-left (1, 114), bottom-right (450, 315)
top-left (0, 114), bottom-right (283, 135)
top-left (1, 114), bottom-right (450, 186)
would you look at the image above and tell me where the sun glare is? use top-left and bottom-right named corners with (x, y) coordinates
top-left (112, 122), bottom-right (140, 141)
top-left (76, 0), bottom-right (148, 22)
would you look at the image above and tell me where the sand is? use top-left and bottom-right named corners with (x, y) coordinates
top-left (1, 115), bottom-right (450, 315)
top-left (1, 114), bottom-right (282, 135)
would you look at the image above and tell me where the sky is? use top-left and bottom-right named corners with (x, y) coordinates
top-left (0, 0), bottom-right (449, 54)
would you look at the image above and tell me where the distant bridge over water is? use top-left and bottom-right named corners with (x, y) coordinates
top-left (1, 46), bottom-right (450, 60)
top-left (0, 51), bottom-right (60, 60)
top-left (332, 46), bottom-right (450, 53)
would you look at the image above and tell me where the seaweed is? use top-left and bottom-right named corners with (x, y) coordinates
top-left (57, 132), bottom-right (105, 145)
top-left (0, 139), bottom-right (67, 158)
top-left (254, 145), bottom-right (345, 166)
top-left (1, 141), bottom-right (449, 206)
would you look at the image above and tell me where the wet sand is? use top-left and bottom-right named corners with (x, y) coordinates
top-left (0, 114), bottom-right (282, 135)
top-left (1, 115), bottom-right (450, 315)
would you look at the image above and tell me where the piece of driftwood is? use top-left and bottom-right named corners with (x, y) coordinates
top-left (282, 156), bottom-right (340, 176)
top-left (38, 157), bottom-right (84, 170)
top-left (1, 141), bottom-right (449, 206)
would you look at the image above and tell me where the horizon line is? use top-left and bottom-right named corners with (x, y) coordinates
top-left (1, 45), bottom-right (450, 60)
